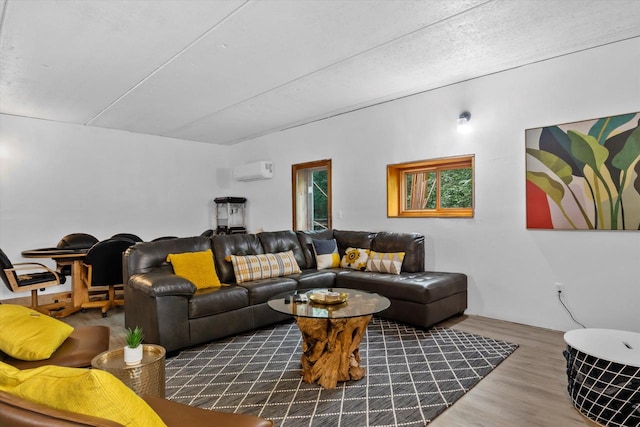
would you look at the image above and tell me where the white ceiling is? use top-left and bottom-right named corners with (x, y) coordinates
top-left (1, 0), bottom-right (639, 146)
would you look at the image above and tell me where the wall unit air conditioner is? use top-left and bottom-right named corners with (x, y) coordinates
top-left (233, 161), bottom-right (273, 181)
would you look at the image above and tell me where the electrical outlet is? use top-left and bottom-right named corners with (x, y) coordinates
top-left (555, 282), bottom-right (564, 293)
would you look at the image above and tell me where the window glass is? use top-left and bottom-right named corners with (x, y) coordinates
top-left (388, 155), bottom-right (474, 218)
top-left (405, 171), bottom-right (436, 210)
top-left (292, 160), bottom-right (332, 230)
top-left (440, 167), bottom-right (472, 208)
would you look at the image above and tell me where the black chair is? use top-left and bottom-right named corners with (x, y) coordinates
top-left (111, 233), bottom-right (143, 243)
top-left (0, 248), bottom-right (67, 315)
top-left (80, 238), bottom-right (135, 317)
top-left (56, 233), bottom-right (99, 276)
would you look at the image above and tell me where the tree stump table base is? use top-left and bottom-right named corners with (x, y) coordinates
top-left (296, 315), bottom-right (372, 389)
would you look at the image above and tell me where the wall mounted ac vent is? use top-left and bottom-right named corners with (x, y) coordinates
top-left (233, 161), bottom-right (273, 181)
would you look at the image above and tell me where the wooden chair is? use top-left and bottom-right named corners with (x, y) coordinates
top-left (80, 239), bottom-right (134, 317)
top-left (0, 248), bottom-right (68, 315)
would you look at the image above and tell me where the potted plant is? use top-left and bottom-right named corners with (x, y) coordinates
top-left (124, 326), bottom-right (144, 365)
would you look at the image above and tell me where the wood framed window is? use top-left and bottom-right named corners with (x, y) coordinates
top-left (387, 155), bottom-right (474, 218)
top-left (292, 159), bottom-right (332, 230)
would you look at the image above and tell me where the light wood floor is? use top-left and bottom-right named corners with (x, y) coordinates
top-left (433, 315), bottom-right (597, 427)
top-left (60, 308), bottom-right (596, 427)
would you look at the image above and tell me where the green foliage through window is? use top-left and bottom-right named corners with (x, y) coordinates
top-left (441, 168), bottom-right (472, 208)
top-left (312, 170), bottom-right (328, 230)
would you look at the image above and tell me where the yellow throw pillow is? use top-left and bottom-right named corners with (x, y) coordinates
top-left (0, 361), bottom-right (166, 427)
top-left (0, 304), bottom-right (74, 361)
top-left (166, 249), bottom-right (221, 290)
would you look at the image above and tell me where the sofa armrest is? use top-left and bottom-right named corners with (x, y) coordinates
top-left (143, 395), bottom-right (273, 427)
top-left (0, 390), bottom-right (274, 427)
top-left (129, 272), bottom-right (196, 297)
top-left (125, 272), bottom-right (193, 353)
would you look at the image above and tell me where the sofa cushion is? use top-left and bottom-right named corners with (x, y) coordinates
top-left (166, 249), bottom-right (221, 290)
top-left (228, 251), bottom-right (301, 284)
top-left (0, 305), bottom-right (74, 361)
top-left (296, 229), bottom-right (334, 269)
top-left (294, 269), bottom-right (338, 290)
top-left (258, 230), bottom-right (308, 270)
top-left (365, 251), bottom-right (405, 275)
top-left (333, 230), bottom-right (376, 257)
top-left (0, 362), bottom-right (166, 427)
top-left (212, 234), bottom-right (264, 283)
top-left (125, 236), bottom-right (211, 276)
top-left (336, 271), bottom-right (467, 304)
top-left (238, 277), bottom-right (298, 305)
top-left (312, 239), bottom-right (340, 269)
top-left (371, 232), bottom-right (424, 272)
top-left (188, 285), bottom-right (249, 318)
top-left (340, 247), bottom-right (370, 271)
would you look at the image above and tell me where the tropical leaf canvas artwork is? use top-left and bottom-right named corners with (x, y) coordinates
top-left (526, 113), bottom-right (640, 230)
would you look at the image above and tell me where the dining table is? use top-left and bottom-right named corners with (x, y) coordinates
top-left (21, 247), bottom-right (89, 318)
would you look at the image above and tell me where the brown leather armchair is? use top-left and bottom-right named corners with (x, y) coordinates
top-left (0, 390), bottom-right (274, 427)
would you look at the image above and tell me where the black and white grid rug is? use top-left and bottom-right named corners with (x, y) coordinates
top-left (165, 318), bottom-right (518, 426)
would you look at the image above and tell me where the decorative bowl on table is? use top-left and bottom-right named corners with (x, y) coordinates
top-left (308, 290), bottom-right (348, 305)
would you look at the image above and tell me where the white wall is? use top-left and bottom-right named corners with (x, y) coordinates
top-left (0, 115), bottom-right (229, 299)
top-left (228, 38), bottom-right (640, 332)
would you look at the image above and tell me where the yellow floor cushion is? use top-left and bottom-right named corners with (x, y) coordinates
top-left (0, 361), bottom-right (166, 427)
top-left (0, 304), bottom-right (74, 360)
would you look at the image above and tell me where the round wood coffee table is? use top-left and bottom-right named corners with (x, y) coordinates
top-left (268, 288), bottom-right (390, 389)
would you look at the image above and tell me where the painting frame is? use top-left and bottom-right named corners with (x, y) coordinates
top-left (525, 112), bottom-right (640, 230)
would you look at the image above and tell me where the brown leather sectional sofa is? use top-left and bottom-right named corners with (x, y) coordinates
top-left (124, 229), bottom-right (467, 353)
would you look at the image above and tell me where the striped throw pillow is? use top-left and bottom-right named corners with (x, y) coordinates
top-left (229, 251), bottom-right (301, 284)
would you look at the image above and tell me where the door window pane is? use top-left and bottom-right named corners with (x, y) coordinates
top-left (293, 160), bottom-right (332, 230)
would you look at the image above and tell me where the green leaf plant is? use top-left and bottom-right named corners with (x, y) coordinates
top-left (125, 326), bottom-right (144, 349)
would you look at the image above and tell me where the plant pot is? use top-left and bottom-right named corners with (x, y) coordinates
top-left (124, 345), bottom-right (143, 365)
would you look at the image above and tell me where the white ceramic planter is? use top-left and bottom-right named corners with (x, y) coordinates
top-left (124, 345), bottom-right (143, 365)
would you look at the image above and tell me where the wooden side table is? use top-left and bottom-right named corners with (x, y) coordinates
top-left (91, 344), bottom-right (166, 398)
top-left (564, 329), bottom-right (640, 427)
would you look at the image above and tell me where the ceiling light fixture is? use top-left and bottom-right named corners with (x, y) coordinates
top-left (457, 111), bottom-right (471, 133)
